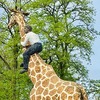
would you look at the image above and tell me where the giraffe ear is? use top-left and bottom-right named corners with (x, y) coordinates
top-left (9, 8), bottom-right (29, 16)
top-left (9, 8), bottom-right (18, 13)
top-left (22, 11), bottom-right (30, 16)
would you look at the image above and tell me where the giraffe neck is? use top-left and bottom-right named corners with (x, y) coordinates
top-left (15, 14), bottom-right (26, 41)
top-left (28, 54), bottom-right (55, 85)
top-left (28, 54), bottom-right (44, 84)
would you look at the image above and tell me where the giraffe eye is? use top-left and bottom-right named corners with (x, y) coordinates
top-left (11, 12), bottom-right (14, 16)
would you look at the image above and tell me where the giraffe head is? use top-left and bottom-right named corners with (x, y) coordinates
top-left (8, 9), bottom-right (29, 28)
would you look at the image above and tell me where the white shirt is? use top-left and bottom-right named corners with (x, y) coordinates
top-left (21, 32), bottom-right (41, 46)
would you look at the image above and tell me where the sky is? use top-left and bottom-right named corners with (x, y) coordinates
top-left (86, 0), bottom-right (100, 80)
top-left (0, 0), bottom-right (100, 80)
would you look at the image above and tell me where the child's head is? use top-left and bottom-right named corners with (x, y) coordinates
top-left (24, 25), bottom-right (32, 33)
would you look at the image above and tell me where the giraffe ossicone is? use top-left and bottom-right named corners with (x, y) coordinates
top-left (8, 9), bottom-right (88, 100)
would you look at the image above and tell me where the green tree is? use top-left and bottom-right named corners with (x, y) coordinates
top-left (0, 1), bottom-right (32, 100)
top-left (26, 0), bottom-right (97, 80)
top-left (26, 0), bottom-right (100, 98)
top-left (88, 80), bottom-right (100, 99)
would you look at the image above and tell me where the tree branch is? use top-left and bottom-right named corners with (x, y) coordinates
top-left (0, 55), bottom-right (11, 70)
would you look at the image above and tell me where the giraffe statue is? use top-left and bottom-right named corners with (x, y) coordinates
top-left (8, 9), bottom-right (88, 100)
top-left (8, 9), bottom-right (30, 47)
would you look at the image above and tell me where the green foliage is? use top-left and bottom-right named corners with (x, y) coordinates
top-left (26, 0), bottom-right (97, 80)
top-left (83, 79), bottom-right (100, 99)
top-left (0, 1), bottom-right (33, 99)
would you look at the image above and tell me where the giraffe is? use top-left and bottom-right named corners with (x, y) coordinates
top-left (8, 9), bottom-right (88, 100)
top-left (8, 9), bottom-right (30, 47)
